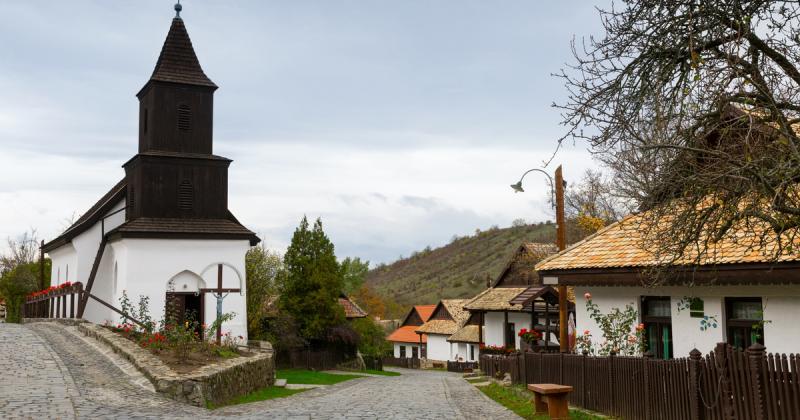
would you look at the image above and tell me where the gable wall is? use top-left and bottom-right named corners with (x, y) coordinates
top-left (496, 249), bottom-right (541, 287)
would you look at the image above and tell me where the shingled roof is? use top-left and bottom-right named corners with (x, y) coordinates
top-left (338, 294), bottom-right (367, 319)
top-left (107, 216), bottom-right (259, 245)
top-left (145, 17), bottom-right (217, 89)
top-left (535, 212), bottom-right (800, 272)
top-left (415, 299), bottom-right (470, 335)
top-left (463, 287), bottom-right (528, 312)
top-left (42, 179), bottom-right (127, 253)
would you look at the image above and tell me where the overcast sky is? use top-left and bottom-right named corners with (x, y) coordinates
top-left (0, 1), bottom-right (608, 265)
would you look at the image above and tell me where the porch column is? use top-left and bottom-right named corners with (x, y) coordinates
top-left (545, 301), bottom-right (551, 345)
top-left (503, 310), bottom-right (509, 348)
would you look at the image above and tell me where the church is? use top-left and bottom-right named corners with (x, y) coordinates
top-left (41, 9), bottom-right (259, 341)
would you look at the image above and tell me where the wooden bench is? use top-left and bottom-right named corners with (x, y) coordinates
top-left (528, 383), bottom-right (573, 419)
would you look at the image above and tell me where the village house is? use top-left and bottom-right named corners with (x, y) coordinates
top-left (463, 242), bottom-right (568, 351)
top-left (535, 212), bottom-right (800, 358)
top-left (414, 299), bottom-right (470, 362)
top-left (387, 304), bottom-right (435, 359)
top-left (41, 14), bottom-right (259, 340)
top-left (447, 312), bottom-right (481, 362)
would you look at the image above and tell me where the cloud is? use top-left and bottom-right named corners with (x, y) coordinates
top-left (0, 1), bottom-right (609, 264)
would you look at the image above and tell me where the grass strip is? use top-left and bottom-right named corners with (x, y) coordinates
top-left (477, 383), bottom-right (603, 420)
top-left (276, 368), bottom-right (365, 385)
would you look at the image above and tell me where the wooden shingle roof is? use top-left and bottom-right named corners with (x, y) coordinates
top-left (338, 294), bottom-right (367, 319)
top-left (463, 287), bottom-right (528, 312)
top-left (447, 325), bottom-right (479, 343)
top-left (148, 17), bottom-right (217, 88)
top-left (535, 212), bottom-right (800, 272)
top-left (415, 299), bottom-right (470, 335)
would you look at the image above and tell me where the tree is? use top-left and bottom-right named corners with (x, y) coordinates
top-left (351, 284), bottom-right (386, 318)
top-left (245, 244), bottom-right (284, 339)
top-left (0, 263), bottom-right (39, 323)
top-left (339, 257), bottom-right (369, 295)
top-left (557, 1), bottom-right (800, 269)
top-left (278, 216), bottom-right (346, 339)
top-left (1, 230), bottom-right (41, 275)
top-left (350, 317), bottom-right (391, 357)
top-left (565, 170), bottom-right (628, 235)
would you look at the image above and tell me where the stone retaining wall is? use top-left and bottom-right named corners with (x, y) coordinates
top-left (26, 318), bottom-right (274, 407)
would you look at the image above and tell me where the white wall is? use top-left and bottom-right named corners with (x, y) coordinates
top-left (104, 238), bottom-right (250, 342)
top-left (483, 311), bottom-right (544, 349)
top-left (426, 334), bottom-right (450, 361)
top-left (452, 342), bottom-right (479, 362)
top-left (393, 342), bottom-right (423, 358)
top-left (574, 285), bottom-right (800, 356)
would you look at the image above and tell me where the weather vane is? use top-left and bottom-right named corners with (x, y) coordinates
top-left (174, 0), bottom-right (182, 18)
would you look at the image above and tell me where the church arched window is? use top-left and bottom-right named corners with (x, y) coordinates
top-left (66, 264), bottom-right (69, 281)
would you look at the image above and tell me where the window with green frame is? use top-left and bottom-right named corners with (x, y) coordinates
top-left (725, 297), bottom-right (763, 350)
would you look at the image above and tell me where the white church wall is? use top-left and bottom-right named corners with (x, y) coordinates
top-left (114, 238), bottom-right (250, 342)
top-left (49, 244), bottom-right (77, 287)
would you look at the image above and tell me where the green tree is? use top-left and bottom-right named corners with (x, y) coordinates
top-left (350, 317), bottom-right (390, 357)
top-left (339, 257), bottom-right (369, 295)
top-left (279, 216), bottom-right (345, 339)
top-left (0, 263), bottom-right (40, 323)
top-left (245, 244), bottom-right (284, 338)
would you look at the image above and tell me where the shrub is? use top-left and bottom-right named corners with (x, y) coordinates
top-left (0, 265), bottom-right (38, 323)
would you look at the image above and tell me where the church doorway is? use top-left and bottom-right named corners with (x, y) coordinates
top-left (165, 292), bottom-right (204, 338)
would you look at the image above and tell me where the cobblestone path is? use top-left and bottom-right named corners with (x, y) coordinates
top-left (1, 322), bottom-right (520, 419)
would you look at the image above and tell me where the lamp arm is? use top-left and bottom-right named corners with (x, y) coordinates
top-left (517, 168), bottom-right (555, 201)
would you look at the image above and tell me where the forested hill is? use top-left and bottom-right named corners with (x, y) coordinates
top-left (365, 222), bottom-right (560, 308)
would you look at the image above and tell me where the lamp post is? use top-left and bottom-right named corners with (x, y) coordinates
top-left (511, 164), bottom-right (569, 353)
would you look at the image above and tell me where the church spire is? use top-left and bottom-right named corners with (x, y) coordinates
top-left (147, 11), bottom-right (216, 88)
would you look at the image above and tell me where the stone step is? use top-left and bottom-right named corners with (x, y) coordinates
top-left (274, 378), bottom-right (287, 388)
top-left (463, 370), bottom-right (483, 378)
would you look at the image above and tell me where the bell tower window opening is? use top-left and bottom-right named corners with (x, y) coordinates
top-left (178, 180), bottom-right (194, 211)
top-left (143, 108), bottom-right (148, 134)
top-left (177, 104), bottom-right (192, 132)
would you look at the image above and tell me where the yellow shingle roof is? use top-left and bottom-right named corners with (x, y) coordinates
top-left (415, 299), bottom-right (471, 335)
top-left (447, 325), bottom-right (479, 343)
top-left (536, 212), bottom-right (800, 271)
top-left (463, 287), bottom-right (528, 312)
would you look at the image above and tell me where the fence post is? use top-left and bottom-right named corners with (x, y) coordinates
top-left (714, 342), bottom-right (735, 420)
top-left (747, 343), bottom-right (767, 420)
top-left (581, 350), bottom-right (588, 408)
top-left (609, 350), bottom-right (616, 416)
top-left (688, 348), bottom-right (703, 420)
top-left (644, 351), bottom-right (655, 420)
top-left (559, 351), bottom-right (564, 385)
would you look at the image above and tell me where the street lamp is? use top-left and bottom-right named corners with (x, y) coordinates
top-left (511, 165), bottom-right (569, 353)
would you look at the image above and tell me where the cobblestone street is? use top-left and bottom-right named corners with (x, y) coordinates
top-left (1, 322), bottom-right (520, 419)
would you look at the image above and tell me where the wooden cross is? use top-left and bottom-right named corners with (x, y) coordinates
top-left (199, 264), bottom-right (240, 346)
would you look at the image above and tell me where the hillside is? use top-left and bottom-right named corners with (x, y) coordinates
top-left (366, 222), bottom-right (561, 309)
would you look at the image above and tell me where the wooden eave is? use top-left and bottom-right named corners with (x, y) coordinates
top-left (537, 261), bottom-right (800, 287)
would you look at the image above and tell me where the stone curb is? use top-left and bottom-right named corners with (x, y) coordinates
top-left (25, 318), bottom-right (275, 407)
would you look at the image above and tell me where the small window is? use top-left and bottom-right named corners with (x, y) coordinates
top-left (178, 180), bottom-right (193, 210)
top-left (689, 298), bottom-right (705, 318)
top-left (57, 267), bottom-right (61, 282)
top-left (143, 108), bottom-right (148, 133)
top-left (412, 346), bottom-right (419, 359)
top-left (505, 323), bottom-right (516, 349)
top-left (400, 345), bottom-right (406, 358)
top-left (470, 344), bottom-right (475, 361)
top-left (177, 104), bottom-right (192, 132)
top-left (644, 297), bottom-right (671, 318)
top-left (725, 297), bottom-right (764, 350)
top-left (66, 264), bottom-right (69, 281)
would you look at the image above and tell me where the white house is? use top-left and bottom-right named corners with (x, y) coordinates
top-left (42, 14), bottom-right (260, 341)
top-left (386, 305), bottom-right (435, 359)
top-left (463, 243), bottom-right (566, 351)
top-left (535, 212), bottom-right (800, 358)
top-left (415, 299), bottom-right (470, 362)
top-left (448, 312), bottom-right (482, 362)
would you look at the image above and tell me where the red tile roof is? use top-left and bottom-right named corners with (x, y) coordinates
top-left (338, 295), bottom-right (367, 319)
top-left (415, 305), bottom-right (436, 322)
top-left (387, 325), bottom-right (427, 344)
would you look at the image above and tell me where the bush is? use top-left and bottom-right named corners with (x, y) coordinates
top-left (351, 317), bottom-right (390, 357)
top-left (0, 265), bottom-right (38, 323)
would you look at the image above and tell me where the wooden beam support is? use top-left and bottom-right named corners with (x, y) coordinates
top-left (555, 165), bottom-right (568, 353)
top-left (77, 237), bottom-right (108, 318)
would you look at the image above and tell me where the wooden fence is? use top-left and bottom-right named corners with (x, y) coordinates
top-left (447, 360), bottom-right (479, 372)
top-left (383, 357), bottom-right (421, 369)
top-left (24, 282), bottom-right (84, 319)
top-left (480, 343), bottom-right (800, 420)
